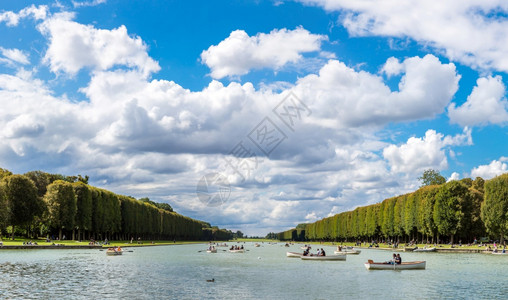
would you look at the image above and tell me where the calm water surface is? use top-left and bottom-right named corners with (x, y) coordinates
top-left (1, 243), bottom-right (506, 299)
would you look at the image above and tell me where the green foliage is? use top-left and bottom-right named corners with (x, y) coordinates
top-left (481, 173), bottom-right (508, 241)
top-left (433, 181), bottom-right (469, 242)
top-left (73, 182), bottom-right (93, 232)
top-left (419, 169), bottom-right (446, 187)
top-left (44, 180), bottom-right (77, 234)
top-left (3, 174), bottom-right (40, 228)
top-left (0, 168), bottom-right (13, 180)
top-left (139, 197), bottom-right (173, 212)
top-left (0, 181), bottom-right (9, 231)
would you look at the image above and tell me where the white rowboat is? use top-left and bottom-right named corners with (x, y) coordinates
top-left (286, 251), bottom-right (303, 258)
top-left (229, 249), bottom-right (245, 253)
top-left (364, 260), bottom-right (426, 270)
top-left (413, 247), bottom-right (436, 252)
top-left (206, 249), bottom-right (217, 253)
top-left (301, 255), bottom-right (346, 261)
top-left (334, 249), bottom-right (361, 255)
top-left (491, 251), bottom-right (508, 255)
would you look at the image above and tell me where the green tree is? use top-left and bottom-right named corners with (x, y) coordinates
top-left (44, 180), bottom-right (77, 240)
top-left (481, 173), bottom-right (508, 243)
top-left (0, 182), bottom-right (9, 238)
top-left (73, 182), bottom-right (92, 241)
top-left (433, 181), bottom-right (469, 243)
top-left (419, 169), bottom-right (446, 187)
top-left (3, 175), bottom-right (39, 240)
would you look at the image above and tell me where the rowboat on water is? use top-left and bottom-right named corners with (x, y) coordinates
top-left (300, 245), bottom-right (312, 250)
top-left (364, 260), bottom-right (426, 270)
top-left (229, 249), bottom-right (245, 253)
top-left (334, 247), bottom-right (361, 255)
top-left (206, 249), bottom-right (217, 253)
top-left (254, 243), bottom-right (260, 247)
top-left (286, 251), bottom-right (303, 258)
top-left (106, 247), bottom-right (123, 256)
top-left (301, 254), bottom-right (346, 261)
top-left (491, 251), bottom-right (508, 255)
top-left (413, 247), bottom-right (436, 252)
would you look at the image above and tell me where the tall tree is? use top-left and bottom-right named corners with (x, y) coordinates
top-left (419, 169), bottom-right (446, 187)
top-left (44, 180), bottom-right (77, 240)
top-left (3, 175), bottom-right (39, 240)
top-left (73, 182), bottom-right (92, 241)
top-left (433, 181), bottom-right (469, 244)
top-left (0, 182), bottom-right (9, 238)
top-left (481, 173), bottom-right (508, 243)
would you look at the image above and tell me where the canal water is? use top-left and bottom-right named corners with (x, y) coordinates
top-left (0, 242), bottom-right (506, 299)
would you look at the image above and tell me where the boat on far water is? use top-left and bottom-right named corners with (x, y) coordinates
top-left (286, 252), bottom-right (303, 258)
top-left (301, 255), bottom-right (346, 261)
top-left (413, 247), bottom-right (436, 252)
top-left (491, 251), bottom-right (508, 255)
top-left (106, 247), bottom-right (123, 256)
top-left (364, 260), bottom-right (426, 270)
top-left (206, 249), bottom-right (217, 253)
top-left (229, 249), bottom-right (245, 253)
top-left (334, 246), bottom-right (361, 255)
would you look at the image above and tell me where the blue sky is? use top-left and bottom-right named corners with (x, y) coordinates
top-left (1, 0), bottom-right (507, 235)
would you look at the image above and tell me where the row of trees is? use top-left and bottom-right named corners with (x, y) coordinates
top-left (0, 168), bottom-right (232, 241)
top-left (276, 172), bottom-right (508, 244)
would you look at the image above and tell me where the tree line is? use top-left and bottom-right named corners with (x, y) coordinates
top-left (0, 168), bottom-right (232, 241)
top-left (274, 172), bottom-right (508, 244)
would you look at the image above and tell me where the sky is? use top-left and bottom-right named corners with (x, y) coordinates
top-left (1, 0), bottom-right (507, 236)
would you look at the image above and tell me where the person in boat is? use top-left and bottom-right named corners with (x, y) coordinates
top-left (316, 248), bottom-right (321, 256)
top-left (240, 245), bottom-right (244, 250)
top-left (395, 254), bottom-right (402, 264)
top-left (303, 249), bottom-right (309, 256)
top-left (320, 248), bottom-right (326, 256)
top-left (337, 245), bottom-right (342, 252)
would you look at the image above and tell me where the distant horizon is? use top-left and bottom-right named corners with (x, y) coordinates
top-left (1, 1), bottom-right (507, 236)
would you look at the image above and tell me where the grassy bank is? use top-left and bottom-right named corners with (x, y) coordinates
top-left (0, 237), bottom-right (211, 248)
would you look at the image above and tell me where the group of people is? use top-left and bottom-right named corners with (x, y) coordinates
top-left (230, 245), bottom-right (244, 250)
top-left (207, 245), bottom-right (216, 251)
top-left (303, 248), bottom-right (326, 257)
top-left (385, 253), bottom-right (402, 264)
top-left (23, 240), bottom-right (38, 245)
top-left (108, 246), bottom-right (122, 252)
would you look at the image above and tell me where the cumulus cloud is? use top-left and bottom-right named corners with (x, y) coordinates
top-left (295, 54), bottom-right (459, 127)
top-left (299, 0), bottom-right (508, 73)
top-left (38, 13), bottom-right (160, 76)
top-left (448, 76), bottom-right (508, 127)
top-left (201, 27), bottom-right (326, 79)
top-left (383, 128), bottom-right (472, 174)
top-left (471, 158), bottom-right (508, 179)
top-left (448, 172), bottom-right (460, 182)
top-left (0, 5), bottom-right (47, 26)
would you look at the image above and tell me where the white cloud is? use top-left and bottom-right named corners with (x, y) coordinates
top-left (383, 128), bottom-right (472, 174)
top-left (448, 76), bottom-right (508, 127)
top-left (38, 13), bottom-right (160, 77)
top-left (0, 5), bottom-right (47, 26)
top-left (380, 57), bottom-right (403, 77)
top-left (0, 48), bottom-right (30, 66)
top-left (299, 0), bottom-right (508, 73)
top-left (295, 54), bottom-right (459, 127)
top-left (448, 172), bottom-right (460, 182)
top-left (72, 0), bottom-right (107, 8)
top-left (201, 27), bottom-right (326, 79)
top-left (471, 159), bottom-right (508, 179)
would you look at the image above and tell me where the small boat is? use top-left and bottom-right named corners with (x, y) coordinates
top-left (301, 255), bottom-right (346, 261)
top-left (334, 247), bottom-right (361, 255)
top-left (254, 243), bottom-right (260, 247)
top-left (413, 247), bottom-right (436, 252)
top-left (229, 249), bottom-right (245, 253)
top-left (286, 251), bottom-right (303, 258)
top-left (491, 251), bottom-right (508, 255)
top-left (300, 245), bottom-right (311, 250)
top-left (206, 249), bottom-right (217, 253)
top-left (364, 260), bottom-right (426, 270)
top-left (106, 248), bottom-right (123, 256)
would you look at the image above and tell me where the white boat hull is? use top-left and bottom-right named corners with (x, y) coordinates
top-left (106, 250), bottom-right (123, 256)
top-left (206, 250), bottom-right (217, 253)
top-left (229, 249), bottom-right (245, 253)
top-left (364, 261), bottom-right (426, 270)
top-left (334, 250), bottom-right (361, 255)
top-left (301, 255), bottom-right (346, 261)
top-left (286, 251), bottom-right (303, 258)
top-left (413, 248), bottom-right (436, 252)
top-left (491, 252), bottom-right (508, 255)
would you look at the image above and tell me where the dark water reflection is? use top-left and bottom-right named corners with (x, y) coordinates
top-left (1, 245), bottom-right (507, 299)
